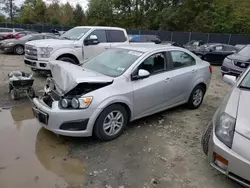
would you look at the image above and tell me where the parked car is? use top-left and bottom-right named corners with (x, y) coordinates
top-left (191, 43), bottom-right (238, 65)
top-left (161, 41), bottom-right (182, 47)
top-left (14, 30), bottom-right (38, 39)
top-left (0, 33), bottom-right (58, 55)
top-left (221, 45), bottom-right (250, 77)
top-left (0, 28), bottom-right (24, 40)
top-left (32, 45), bottom-right (212, 141)
top-left (183, 40), bottom-right (205, 51)
top-left (24, 26), bottom-right (156, 72)
top-left (129, 34), bottom-right (162, 44)
top-left (202, 70), bottom-right (250, 188)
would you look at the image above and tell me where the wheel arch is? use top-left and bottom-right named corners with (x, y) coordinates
top-left (56, 53), bottom-right (80, 64)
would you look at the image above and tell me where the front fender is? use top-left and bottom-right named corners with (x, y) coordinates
top-left (50, 48), bottom-right (80, 61)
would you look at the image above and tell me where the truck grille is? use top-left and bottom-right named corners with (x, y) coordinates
top-left (25, 44), bottom-right (38, 60)
top-left (234, 61), bottom-right (249, 69)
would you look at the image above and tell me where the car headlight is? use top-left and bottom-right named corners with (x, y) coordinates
top-left (5, 42), bottom-right (14, 46)
top-left (215, 112), bottom-right (236, 148)
top-left (60, 96), bottom-right (93, 109)
top-left (39, 47), bottom-right (53, 58)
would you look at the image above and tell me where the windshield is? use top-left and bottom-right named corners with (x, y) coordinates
top-left (240, 70), bottom-right (250, 89)
top-left (237, 45), bottom-right (250, 57)
top-left (81, 49), bottom-right (143, 77)
top-left (60, 27), bottom-right (90, 40)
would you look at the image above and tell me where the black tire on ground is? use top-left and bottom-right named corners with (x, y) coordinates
top-left (94, 104), bottom-right (128, 141)
top-left (14, 45), bottom-right (24, 55)
top-left (58, 56), bottom-right (77, 64)
top-left (187, 84), bottom-right (205, 109)
top-left (201, 122), bottom-right (213, 155)
top-left (10, 89), bottom-right (19, 100)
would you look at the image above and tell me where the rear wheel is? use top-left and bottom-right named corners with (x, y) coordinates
top-left (58, 57), bottom-right (77, 64)
top-left (94, 104), bottom-right (128, 141)
top-left (14, 45), bottom-right (24, 55)
top-left (187, 85), bottom-right (205, 109)
top-left (201, 122), bottom-right (213, 155)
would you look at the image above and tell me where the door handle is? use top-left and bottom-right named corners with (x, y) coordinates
top-left (105, 47), bottom-right (109, 50)
top-left (192, 69), bottom-right (197, 73)
top-left (165, 77), bottom-right (171, 82)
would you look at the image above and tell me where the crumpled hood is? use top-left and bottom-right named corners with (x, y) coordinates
top-left (228, 53), bottom-right (250, 62)
top-left (49, 60), bottom-right (114, 94)
top-left (26, 39), bottom-right (75, 48)
top-left (235, 90), bottom-right (250, 139)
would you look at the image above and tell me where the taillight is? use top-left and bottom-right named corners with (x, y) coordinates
top-left (209, 65), bottom-right (213, 73)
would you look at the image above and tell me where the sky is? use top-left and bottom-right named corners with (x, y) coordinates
top-left (16, 0), bottom-right (88, 9)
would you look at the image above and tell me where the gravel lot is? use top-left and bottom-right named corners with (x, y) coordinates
top-left (0, 53), bottom-right (242, 188)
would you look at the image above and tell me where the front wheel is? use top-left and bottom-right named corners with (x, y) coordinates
top-left (14, 45), bottom-right (24, 55)
top-left (94, 104), bottom-right (128, 141)
top-left (201, 122), bottom-right (213, 155)
top-left (187, 85), bottom-right (205, 109)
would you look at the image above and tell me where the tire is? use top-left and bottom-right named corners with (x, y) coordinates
top-left (14, 45), bottom-right (24, 55)
top-left (10, 89), bottom-right (19, 100)
top-left (58, 57), bottom-right (77, 64)
top-left (94, 104), bottom-right (128, 141)
top-left (201, 122), bottom-right (213, 155)
top-left (187, 84), bottom-right (205, 109)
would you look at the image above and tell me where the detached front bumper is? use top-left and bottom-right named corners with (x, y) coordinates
top-left (208, 124), bottom-right (250, 187)
top-left (24, 58), bottom-right (51, 71)
top-left (32, 97), bottom-right (102, 137)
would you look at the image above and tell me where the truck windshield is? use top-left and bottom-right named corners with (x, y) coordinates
top-left (81, 49), bottom-right (143, 77)
top-left (237, 45), bottom-right (250, 57)
top-left (60, 27), bottom-right (90, 40)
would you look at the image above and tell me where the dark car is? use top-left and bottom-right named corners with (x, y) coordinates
top-left (221, 45), bottom-right (250, 77)
top-left (129, 34), bottom-right (162, 44)
top-left (0, 33), bottom-right (58, 55)
top-left (183, 40), bottom-right (205, 51)
top-left (191, 43), bottom-right (238, 65)
top-left (161, 41), bottom-right (182, 47)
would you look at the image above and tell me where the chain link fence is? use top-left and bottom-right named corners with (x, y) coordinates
top-left (1, 23), bottom-right (250, 45)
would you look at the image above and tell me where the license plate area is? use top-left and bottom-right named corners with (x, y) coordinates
top-left (32, 107), bottom-right (48, 125)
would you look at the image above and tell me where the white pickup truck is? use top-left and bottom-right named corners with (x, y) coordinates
top-left (24, 26), bottom-right (147, 72)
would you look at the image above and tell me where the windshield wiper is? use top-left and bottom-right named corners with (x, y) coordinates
top-left (61, 36), bottom-right (71, 40)
top-left (239, 85), bottom-right (250, 90)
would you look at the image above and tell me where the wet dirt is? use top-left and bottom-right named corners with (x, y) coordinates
top-left (0, 105), bottom-right (85, 188)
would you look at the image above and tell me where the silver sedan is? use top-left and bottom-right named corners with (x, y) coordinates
top-left (33, 45), bottom-right (212, 141)
top-left (202, 69), bottom-right (250, 187)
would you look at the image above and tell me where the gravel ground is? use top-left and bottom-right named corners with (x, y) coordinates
top-left (0, 52), bottom-right (242, 188)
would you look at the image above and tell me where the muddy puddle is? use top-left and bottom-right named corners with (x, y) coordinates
top-left (0, 105), bottom-right (85, 188)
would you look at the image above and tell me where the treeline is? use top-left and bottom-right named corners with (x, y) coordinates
top-left (1, 0), bottom-right (250, 34)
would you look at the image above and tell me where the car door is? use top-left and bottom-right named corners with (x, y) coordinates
top-left (83, 29), bottom-right (111, 61)
top-left (167, 50), bottom-right (198, 104)
top-left (132, 52), bottom-right (174, 118)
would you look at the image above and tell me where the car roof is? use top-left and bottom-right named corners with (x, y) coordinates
top-left (75, 26), bottom-right (125, 30)
top-left (117, 44), bottom-right (183, 53)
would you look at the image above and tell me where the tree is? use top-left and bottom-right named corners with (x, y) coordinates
top-left (0, 0), bottom-right (19, 21)
top-left (61, 2), bottom-right (74, 25)
top-left (73, 3), bottom-right (85, 26)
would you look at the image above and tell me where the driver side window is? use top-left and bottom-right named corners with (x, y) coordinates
top-left (87, 30), bottom-right (107, 43)
top-left (137, 52), bottom-right (166, 75)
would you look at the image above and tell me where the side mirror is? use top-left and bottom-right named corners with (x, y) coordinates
top-left (84, 35), bottom-right (99, 46)
top-left (131, 69), bottom-right (150, 80)
top-left (223, 75), bottom-right (237, 85)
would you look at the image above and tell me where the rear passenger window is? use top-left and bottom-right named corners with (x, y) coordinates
top-left (170, 51), bottom-right (195, 69)
top-left (106, 30), bottom-right (126, 42)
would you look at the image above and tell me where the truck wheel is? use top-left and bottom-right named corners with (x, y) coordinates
top-left (14, 45), bottom-right (24, 55)
top-left (94, 104), bottom-right (128, 141)
top-left (58, 57), bottom-right (77, 64)
top-left (201, 122), bottom-right (213, 155)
